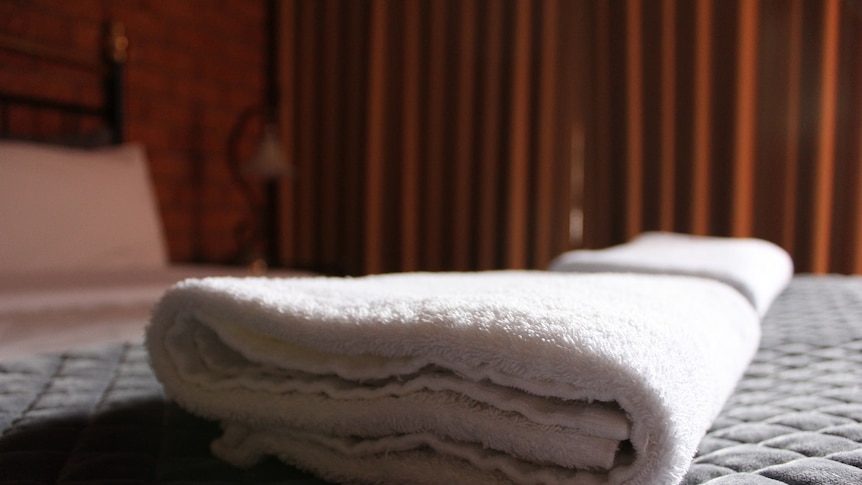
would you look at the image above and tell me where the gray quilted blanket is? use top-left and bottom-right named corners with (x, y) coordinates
top-left (0, 275), bottom-right (860, 484)
top-left (683, 276), bottom-right (862, 484)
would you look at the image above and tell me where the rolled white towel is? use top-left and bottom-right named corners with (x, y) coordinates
top-left (146, 270), bottom-right (761, 485)
top-left (548, 232), bottom-right (793, 316)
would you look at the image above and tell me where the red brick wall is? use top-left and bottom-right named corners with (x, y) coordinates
top-left (0, 0), bottom-right (268, 263)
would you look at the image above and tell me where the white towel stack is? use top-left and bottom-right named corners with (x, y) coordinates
top-left (146, 232), bottom-right (793, 484)
top-left (146, 234), bottom-right (792, 485)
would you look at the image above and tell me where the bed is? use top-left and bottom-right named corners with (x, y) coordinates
top-left (2, 22), bottom-right (862, 485)
top-left (0, 24), bottom-right (305, 363)
top-left (1, 276), bottom-right (861, 484)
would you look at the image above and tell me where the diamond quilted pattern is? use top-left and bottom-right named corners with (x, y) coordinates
top-left (699, 473), bottom-right (787, 484)
top-left (684, 276), bottom-right (862, 484)
top-left (710, 424), bottom-right (800, 443)
top-left (761, 432), bottom-right (861, 456)
top-left (759, 457), bottom-right (862, 484)
top-left (829, 449), bottom-right (862, 468)
top-left (0, 342), bottom-right (318, 483)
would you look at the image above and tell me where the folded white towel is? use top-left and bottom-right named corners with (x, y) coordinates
top-left (146, 271), bottom-right (761, 485)
top-left (548, 232), bottom-right (793, 316)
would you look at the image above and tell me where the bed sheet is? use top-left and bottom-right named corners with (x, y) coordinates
top-left (0, 275), bottom-right (860, 484)
top-left (0, 265), bottom-right (309, 362)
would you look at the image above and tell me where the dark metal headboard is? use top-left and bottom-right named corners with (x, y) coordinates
top-left (0, 21), bottom-right (127, 145)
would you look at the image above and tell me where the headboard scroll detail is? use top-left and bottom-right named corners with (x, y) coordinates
top-left (0, 20), bottom-right (127, 145)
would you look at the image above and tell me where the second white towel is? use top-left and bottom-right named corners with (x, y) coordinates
top-left (548, 232), bottom-right (793, 316)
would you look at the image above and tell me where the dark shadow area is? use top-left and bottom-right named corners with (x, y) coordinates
top-left (0, 398), bottom-right (324, 484)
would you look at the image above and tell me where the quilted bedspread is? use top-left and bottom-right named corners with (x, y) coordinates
top-left (0, 275), bottom-right (860, 484)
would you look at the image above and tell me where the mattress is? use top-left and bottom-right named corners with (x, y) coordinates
top-left (0, 275), bottom-right (860, 484)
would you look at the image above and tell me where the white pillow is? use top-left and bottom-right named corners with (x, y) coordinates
top-left (0, 141), bottom-right (168, 274)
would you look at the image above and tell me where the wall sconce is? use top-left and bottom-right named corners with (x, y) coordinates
top-left (228, 106), bottom-right (291, 273)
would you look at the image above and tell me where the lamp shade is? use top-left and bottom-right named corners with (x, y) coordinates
top-left (246, 124), bottom-right (291, 179)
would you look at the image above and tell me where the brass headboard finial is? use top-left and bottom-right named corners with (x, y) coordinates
top-left (106, 22), bottom-right (128, 64)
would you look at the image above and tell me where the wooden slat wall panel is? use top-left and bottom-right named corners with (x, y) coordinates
top-left (839, 4), bottom-right (862, 274)
top-left (691, 0), bottom-right (714, 236)
top-left (753, 0), bottom-right (801, 253)
top-left (476, 0), bottom-right (506, 271)
top-left (583, 0), bottom-right (862, 274)
top-left (400, 0), bottom-right (422, 273)
top-left (659, 0), bottom-right (677, 231)
top-left (582, 0), bottom-right (613, 247)
top-left (812, 0), bottom-right (840, 272)
top-left (625, 0), bottom-right (644, 239)
top-left (320, 0), bottom-right (344, 268)
top-left (363, 0), bottom-right (388, 275)
top-left (733, 0), bottom-right (758, 237)
top-left (534, 0), bottom-right (560, 268)
top-left (453, 0), bottom-right (478, 271)
top-left (506, 0), bottom-right (532, 270)
top-left (278, 0), bottom-right (583, 275)
top-left (277, 0), bottom-right (297, 265)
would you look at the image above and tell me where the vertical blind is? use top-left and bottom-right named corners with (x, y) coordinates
top-left (277, 0), bottom-right (585, 275)
top-left (582, 0), bottom-right (862, 274)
